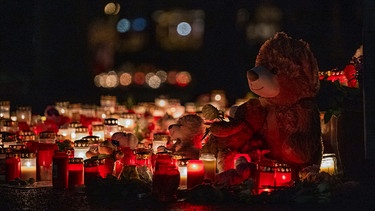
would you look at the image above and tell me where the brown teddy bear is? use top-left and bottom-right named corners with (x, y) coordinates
top-left (202, 32), bottom-right (323, 176)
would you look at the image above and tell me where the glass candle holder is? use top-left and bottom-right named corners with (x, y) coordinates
top-left (68, 157), bottom-right (84, 189)
top-left (68, 122), bottom-right (82, 141)
top-left (52, 151), bottom-right (69, 189)
top-left (37, 143), bottom-right (56, 181)
top-left (55, 101), bottom-right (69, 116)
top-left (91, 124), bottom-right (104, 141)
top-left (84, 158), bottom-right (99, 185)
top-left (82, 135), bottom-right (100, 158)
top-left (74, 126), bottom-right (89, 140)
top-left (74, 139), bottom-right (90, 159)
top-left (152, 133), bottom-right (170, 154)
top-left (1, 132), bottom-right (17, 148)
top-left (199, 153), bottom-right (217, 182)
top-left (118, 113), bottom-right (137, 133)
top-left (152, 154), bottom-right (180, 202)
top-left (0, 101), bottom-right (10, 119)
top-left (68, 103), bottom-right (82, 122)
top-left (1, 119), bottom-right (18, 134)
top-left (187, 160), bottom-right (204, 189)
top-left (97, 156), bottom-right (114, 178)
top-left (6, 153), bottom-right (21, 182)
top-left (38, 131), bottom-right (57, 144)
top-left (100, 95), bottom-right (117, 115)
top-left (177, 158), bottom-right (189, 190)
top-left (20, 152), bottom-right (37, 181)
top-left (0, 147), bottom-right (7, 183)
top-left (16, 106), bottom-right (32, 126)
top-left (104, 118), bottom-right (119, 140)
top-left (320, 153), bottom-right (338, 175)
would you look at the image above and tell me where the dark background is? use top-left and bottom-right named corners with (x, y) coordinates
top-left (0, 0), bottom-right (363, 115)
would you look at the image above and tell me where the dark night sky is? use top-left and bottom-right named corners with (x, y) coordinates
top-left (0, 0), bottom-right (363, 115)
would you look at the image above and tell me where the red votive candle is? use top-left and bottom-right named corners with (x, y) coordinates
top-left (68, 157), bottom-right (84, 189)
top-left (152, 154), bottom-right (180, 202)
top-left (5, 153), bottom-right (21, 182)
top-left (98, 157), bottom-right (114, 178)
top-left (84, 158), bottom-right (99, 185)
top-left (52, 151), bottom-right (69, 189)
top-left (187, 160), bottom-right (204, 189)
top-left (37, 143), bottom-right (56, 181)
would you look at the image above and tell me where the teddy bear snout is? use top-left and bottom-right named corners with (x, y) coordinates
top-left (247, 69), bottom-right (259, 82)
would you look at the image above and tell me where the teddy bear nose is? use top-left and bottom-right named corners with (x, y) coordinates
top-left (247, 69), bottom-right (259, 81)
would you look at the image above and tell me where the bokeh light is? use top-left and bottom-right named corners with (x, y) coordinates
top-left (176, 22), bottom-right (192, 36)
top-left (119, 72), bottom-right (132, 86)
top-left (132, 18), bottom-right (147, 32)
top-left (175, 71), bottom-right (191, 87)
top-left (117, 18), bottom-right (131, 33)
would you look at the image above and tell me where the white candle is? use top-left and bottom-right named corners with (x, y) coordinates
top-left (21, 157), bottom-right (37, 180)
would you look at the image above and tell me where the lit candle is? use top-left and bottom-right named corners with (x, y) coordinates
top-left (20, 153), bottom-right (37, 180)
top-left (38, 143), bottom-right (56, 181)
top-left (74, 126), bottom-right (89, 140)
top-left (118, 113), bottom-right (137, 133)
top-left (257, 165), bottom-right (275, 194)
top-left (177, 159), bottom-right (188, 190)
top-left (199, 153), bottom-right (216, 182)
top-left (74, 139), bottom-right (90, 160)
top-left (152, 133), bottom-right (169, 154)
top-left (187, 160), bottom-right (204, 189)
top-left (274, 163), bottom-right (292, 186)
top-left (68, 158), bottom-right (84, 189)
top-left (91, 124), bottom-right (105, 141)
top-left (320, 153), bottom-right (337, 175)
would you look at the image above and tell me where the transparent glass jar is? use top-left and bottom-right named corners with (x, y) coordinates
top-left (1, 119), bottom-right (18, 133)
top-left (38, 131), bottom-right (57, 144)
top-left (55, 101), bottom-right (69, 117)
top-left (152, 133), bottom-right (170, 154)
top-left (69, 103), bottom-right (82, 122)
top-left (118, 113), bottom-right (137, 132)
top-left (20, 152), bottom-right (37, 181)
top-left (82, 135), bottom-right (100, 158)
top-left (1, 132), bottom-right (17, 148)
top-left (68, 122), bottom-right (82, 141)
top-left (91, 124), bottom-right (104, 141)
top-left (0, 101), bottom-right (10, 119)
top-left (74, 139), bottom-right (90, 160)
top-left (104, 118), bottom-right (119, 140)
top-left (100, 95), bottom-right (117, 115)
top-left (74, 126), bottom-right (89, 140)
top-left (16, 106), bottom-right (32, 126)
top-left (199, 153), bottom-right (217, 182)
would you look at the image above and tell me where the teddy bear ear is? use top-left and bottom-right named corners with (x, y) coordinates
top-left (274, 31), bottom-right (289, 39)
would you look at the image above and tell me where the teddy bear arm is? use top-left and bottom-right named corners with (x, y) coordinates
top-left (209, 119), bottom-right (249, 137)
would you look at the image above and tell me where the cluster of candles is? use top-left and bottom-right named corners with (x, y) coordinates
top-left (0, 92), bottom-right (338, 196)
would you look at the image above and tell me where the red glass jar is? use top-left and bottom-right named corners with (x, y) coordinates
top-left (152, 153), bottom-right (180, 202)
top-left (84, 158), bottom-right (99, 185)
top-left (52, 151), bottom-right (69, 189)
top-left (37, 143), bottom-right (57, 181)
top-left (97, 156), bottom-right (114, 178)
top-left (68, 157), bottom-right (84, 189)
top-left (5, 153), bottom-right (21, 182)
top-left (0, 147), bottom-right (7, 183)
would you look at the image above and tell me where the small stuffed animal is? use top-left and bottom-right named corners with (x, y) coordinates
top-left (168, 114), bottom-right (206, 160)
top-left (202, 32), bottom-right (323, 176)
